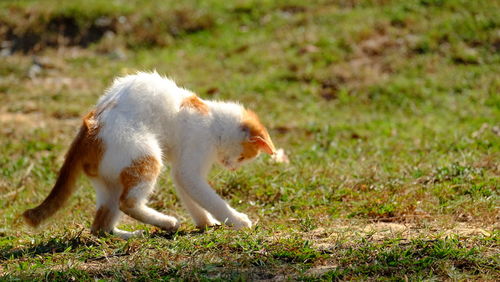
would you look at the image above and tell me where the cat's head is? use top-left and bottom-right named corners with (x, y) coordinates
top-left (219, 109), bottom-right (275, 170)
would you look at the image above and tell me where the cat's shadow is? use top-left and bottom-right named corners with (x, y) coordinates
top-left (0, 232), bottom-right (99, 261)
top-left (1, 227), bottom-right (220, 261)
top-left (150, 225), bottom-right (223, 239)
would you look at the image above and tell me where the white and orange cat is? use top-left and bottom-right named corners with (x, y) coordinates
top-left (23, 72), bottom-right (275, 239)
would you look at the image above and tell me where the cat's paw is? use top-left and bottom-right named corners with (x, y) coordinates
top-left (196, 220), bottom-right (220, 229)
top-left (195, 214), bottom-right (220, 229)
top-left (113, 228), bottom-right (145, 240)
top-left (230, 212), bottom-right (252, 229)
top-left (130, 230), bottom-right (146, 238)
top-left (159, 216), bottom-right (180, 232)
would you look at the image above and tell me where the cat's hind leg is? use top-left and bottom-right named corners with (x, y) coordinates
top-left (118, 155), bottom-right (179, 232)
top-left (89, 178), bottom-right (143, 239)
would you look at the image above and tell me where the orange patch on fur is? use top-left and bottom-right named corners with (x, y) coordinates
top-left (241, 140), bottom-right (260, 160)
top-left (81, 111), bottom-right (104, 177)
top-left (119, 156), bottom-right (161, 202)
top-left (180, 95), bottom-right (210, 115)
top-left (91, 206), bottom-right (111, 235)
top-left (22, 209), bottom-right (41, 228)
top-left (241, 109), bottom-right (276, 155)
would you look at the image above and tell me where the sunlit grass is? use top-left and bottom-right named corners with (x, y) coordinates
top-left (0, 0), bottom-right (498, 280)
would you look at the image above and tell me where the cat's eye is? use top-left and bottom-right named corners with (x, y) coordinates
top-left (241, 125), bottom-right (250, 136)
top-left (238, 156), bottom-right (245, 162)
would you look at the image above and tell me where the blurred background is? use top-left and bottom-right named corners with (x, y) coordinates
top-left (0, 0), bottom-right (498, 279)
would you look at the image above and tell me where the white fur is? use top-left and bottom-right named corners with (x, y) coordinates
top-left (93, 72), bottom-right (254, 238)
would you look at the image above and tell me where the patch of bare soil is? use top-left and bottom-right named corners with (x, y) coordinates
top-left (306, 222), bottom-right (495, 253)
top-left (26, 76), bottom-right (91, 93)
top-left (0, 111), bottom-right (79, 137)
top-left (304, 221), bottom-right (497, 277)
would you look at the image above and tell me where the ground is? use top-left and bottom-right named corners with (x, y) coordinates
top-left (0, 0), bottom-right (498, 280)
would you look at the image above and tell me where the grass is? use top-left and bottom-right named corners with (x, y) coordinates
top-left (0, 0), bottom-right (499, 280)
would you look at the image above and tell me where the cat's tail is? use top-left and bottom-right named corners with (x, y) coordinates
top-left (23, 113), bottom-right (98, 228)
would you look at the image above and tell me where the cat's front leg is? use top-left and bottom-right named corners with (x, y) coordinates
top-left (227, 208), bottom-right (252, 229)
top-left (173, 182), bottom-right (220, 228)
top-left (172, 168), bottom-right (252, 229)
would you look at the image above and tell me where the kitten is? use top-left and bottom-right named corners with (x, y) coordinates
top-left (22, 72), bottom-right (275, 239)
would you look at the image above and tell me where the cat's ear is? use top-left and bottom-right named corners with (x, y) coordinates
top-left (249, 136), bottom-right (276, 155)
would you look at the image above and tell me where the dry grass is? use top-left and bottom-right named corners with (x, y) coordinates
top-left (0, 0), bottom-right (498, 280)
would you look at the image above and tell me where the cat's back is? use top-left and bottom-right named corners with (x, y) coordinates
top-left (96, 72), bottom-right (194, 126)
top-left (101, 72), bottom-right (190, 111)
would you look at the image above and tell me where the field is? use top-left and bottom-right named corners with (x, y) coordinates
top-left (0, 0), bottom-right (498, 280)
